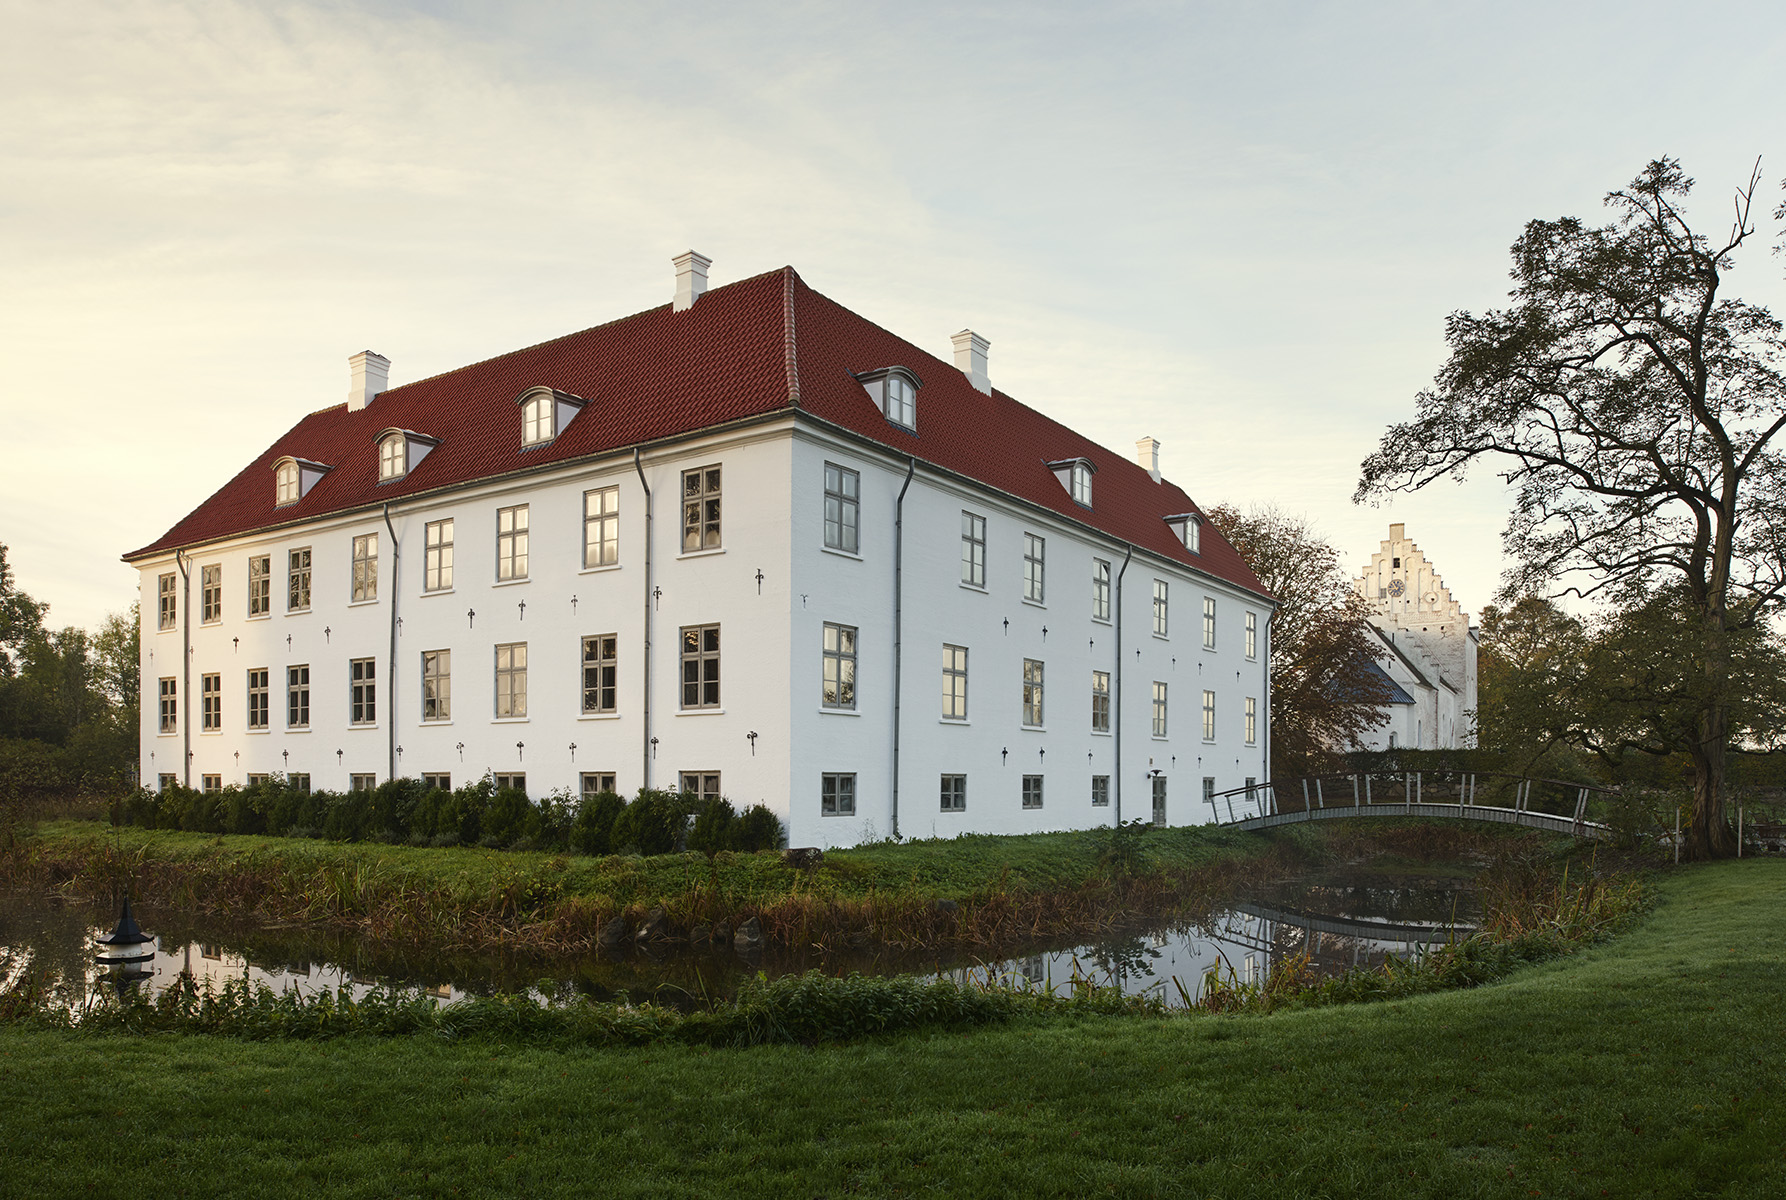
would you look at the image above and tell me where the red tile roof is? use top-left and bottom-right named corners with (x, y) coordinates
top-left (125, 268), bottom-right (1269, 601)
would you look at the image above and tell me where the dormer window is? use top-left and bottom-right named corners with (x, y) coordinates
top-left (1048, 458), bottom-right (1096, 509)
top-left (853, 367), bottom-right (922, 432)
top-left (375, 428), bottom-right (440, 483)
top-left (514, 386), bottom-right (588, 449)
top-left (1165, 513), bottom-right (1202, 554)
top-left (272, 456), bottom-right (332, 508)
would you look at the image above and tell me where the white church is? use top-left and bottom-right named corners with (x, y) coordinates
top-left (1353, 524), bottom-right (1478, 751)
top-left (127, 255), bottom-right (1275, 848)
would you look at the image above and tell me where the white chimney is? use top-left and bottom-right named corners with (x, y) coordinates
top-left (348, 351), bottom-right (390, 412)
top-left (1136, 436), bottom-right (1160, 483)
top-left (951, 329), bottom-right (990, 395)
top-left (673, 250), bottom-right (711, 312)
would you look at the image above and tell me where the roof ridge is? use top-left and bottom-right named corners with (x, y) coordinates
top-left (782, 266), bottom-right (801, 408)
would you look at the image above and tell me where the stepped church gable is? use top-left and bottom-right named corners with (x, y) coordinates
top-left (124, 255), bottom-right (1274, 850)
top-left (1352, 524), bottom-right (1478, 751)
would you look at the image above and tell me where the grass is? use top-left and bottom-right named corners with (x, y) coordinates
top-left (1, 859), bottom-right (1779, 1197)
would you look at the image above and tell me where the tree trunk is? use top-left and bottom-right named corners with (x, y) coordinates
top-left (1688, 607), bottom-right (1738, 860)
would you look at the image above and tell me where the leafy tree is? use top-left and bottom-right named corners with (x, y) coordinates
top-left (1203, 503), bottom-right (1395, 778)
top-left (0, 543), bottom-right (48, 679)
top-left (1358, 159), bottom-right (1786, 858)
top-left (1475, 597), bottom-right (1589, 766)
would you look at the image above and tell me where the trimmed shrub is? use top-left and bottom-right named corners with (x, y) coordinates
top-left (569, 790), bottom-right (625, 856)
top-left (687, 797), bottom-right (736, 856)
top-left (731, 803), bottom-right (783, 852)
top-left (612, 789), bottom-right (686, 856)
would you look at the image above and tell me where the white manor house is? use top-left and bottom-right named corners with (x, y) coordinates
top-left (127, 256), bottom-right (1274, 848)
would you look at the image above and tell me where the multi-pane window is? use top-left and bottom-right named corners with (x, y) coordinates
top-left (288, 548), bottom-right (312, 612)
top-left (1091, 775), bottom-right (1110, 808)
top-left (158, 677), bottom-right (177, 732)
top-left (288, 773), bottom-right (311, 794)
top-left (425, 519), bottom-right (454, 591)
top-left (496, 506), bottom-right (529, 581)
top-left (1203, 776), bottom-right (1216, 815)
top-left (1202, 596), bottom-right (1216, 649)
top-left (350, 774), bottom-right (378, 792)
top-left (1070, 463), bottom-right (1092, 507)
top-left (1153, 776), bottom-right (1169, 827)
top-left (1023, 534), bottom-right (1045, 603)
top-left (581, 636), bottom-right (617, 715)
top-left (1092, 559), bottom-right (1110, 621)
top-left (822, 623), bottom-right (857, 710)
top-left (942, 644), bottom-right (968, 720)
top-left (287, 666), bottom-right (310, 728)
top-left (823, 463), bottom-right (860, 553)
top-left (581, 772), bottom-right (617, 799)
top-left (961, 512), bottom-right (986, 587)
top-left (1152, 580), bottom-right (1169, 636)
top-left (682, 465), bottom-right (722, 552)
top-left (1022, 659), bottom-right (1045, 727)
top-left (422, 773), bottom-right (452, 791)
top-left (521, 394), bottom-right (553, 446)
top-left (680, 624), bottom-right (721, 709)
top-left (495, 643), bottom-right (527, 718)
top-left (1152, 681), bottom-right (1168, 738)
top-left (1245, 612), bottom-right (1258, 660)
top-left (158, 774), bottom-right (177, 793)
top-left (246, 774), bottom-right (269, 786)
top-left (350, 658), bottom-right (377, 725)
top-left (886, 375), bottom-right (916, 428)
top-left (422, 650), bottom-right (450, 721)
top-left (200, 565), bottom-right (222, 624)
top-left (1245, 696), bottom-right (1257, 746)
top-left (1091, 671), bottom-right (1110, 733)
top-left (247, 668), bottom-right (269, 730)
top-left (202, 774), bottom-right (222, 793)
top-left (351, 534), bottom-right (377, 602)
top-left (1022, 775), bottom-right (1044, 810)
top-left (157, 574), bottom-right (176, 630)
top-left (493, 773), bottom-right (526, 793)
top-left (248, 556), bottom-right (270, 617)
top-left (680, 772), bottom-right (721, 802)
top-left (940, 774), bottom-right (967, 812)
top-left (201, 673), bottom-right (221, 731)
top-left (583, 487), bottom-right (619, 569)
top-left (275, 461), bottom-right (298, 506)
top-left (379, 435), bottom-right (404, 480)
top-left (821, 772), bottom-right (857, 817)
top-left (1202, 689), bottom-right (1216, 741)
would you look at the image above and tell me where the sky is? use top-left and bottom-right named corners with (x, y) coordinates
top-left (3, 0), bottom-right (1785, 633)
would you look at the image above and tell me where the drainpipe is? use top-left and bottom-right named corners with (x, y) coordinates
top-left (890, 457), bottom-right (916, 839)
top-left (633, 448), bottom-right (653, 791)
top-left (175, 549), bottom-right (192, 789)
top-left (382, 504), bottom-right (400, 783)
top-left (1112, 543), bottom-right (1132, 826)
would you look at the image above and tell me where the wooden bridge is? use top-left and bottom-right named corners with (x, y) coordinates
top-left (1204, 770), bottom-right (1615, 839)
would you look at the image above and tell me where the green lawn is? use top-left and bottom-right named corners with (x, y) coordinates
top-left (2, 859), bottom-right (1780, 1198)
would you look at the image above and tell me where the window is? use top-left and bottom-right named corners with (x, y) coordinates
top-left (1245, 696), bottom-right (1257, 745)
top-left (581, 636), bottom-right (617, 715)
top-left (1245, 777), bottom-right (1257, 802)
top-left (583, 486), bottom-right (619, 569)
top-left (288, 548), bottom-right (312, 612)
top-left (425, 519), bottom-right (454, 591)
top-left (496, 505), bottom-right (529, 581)
top-left (275, 460), bottom-right (299, 506)
top-left (351, 534), bottom-right (377, 602)
top-left (201, 565), bottom-right (222, 624)
top-left (422, 773), bottom-right (452, 791)
top-left (1152, 580), bottom-right (1169, 636)
top-left (886, 375), bottom-right (916, 429)
top-left (287, 666), bottom-right (310, 728)
top-left (247, 668), bottom-right (269, 730)
top-left (379, 434), bottom-right (405, 481)
top-left (1202, 689), bottom-right (1216, 741)
top-left (288, 773), bottom-right (311, 794)
top-left (248, 556), bottom-right (270, 617)
top-left (350, 774), bottom-right (377, 792)
top-left (680, 772), bottom-right (722, 802)
top-left (823, 463), bottom-right (860, 553)
top-left (201, 673), bottom-right (221, 731)
top-left (1022, 659), bottom-right (1044, 727)
top-left (1202, 597), bottom-right (1216, 649)
top-left (202, 774), bottom-right (222, 793)
top-left (581, 772), bottom-right (617, 799)
top-left (1023, 534), bottom-right (1045, 603)
top-left (1245, 611), bottom-right (1257, 660)
top-left (822, 623), bottom-right (857, 710)
top-left (350, 658), bottom-right (377, 725)
top-left (1022, 775), bottom-right (1044, 810)
top-left (1152, 681), bottom-right (1168, 738)
top-left (940, 774), bottom-right (966, 813)
top-left (1153, 776), bottom-right (1168, 827)
top-left (157, 573), bottom-right (176, 630)
top-left (821, 772), bottom-right (857, 817)
top-left (1091, 775), bottom-right (1110, 808)
top-left (158, 677), bottom-right (177, 732)
top-left (422, 650), bottom-right (450, 721)
top-left (1091, 671), bottom-right (1110, 733)
top-left (1203, 776), bottom-right (1216, 815)
top-left (521, 393), bottom-right (553, 446)
top-left (158, 774), bottom-right (176, 793)
top-left (1071, 462), bottom-right (1092, 507)
top-left (246, 773), bottom-right (269, 786)
top-left (961, 512), bottom-right (986, 587)
top-left (495, 643), bottom-right (527, 718)
top-left (1092, 559), bottom-right (1110, 621)
top-left (493, 772), bottom-right (526, 793)
top-left (942, 644), bottom-right (968, 720)
top-left (680, 624), bottom-right (721, 709)
top-left (682, 465), bottom-right (722, 552)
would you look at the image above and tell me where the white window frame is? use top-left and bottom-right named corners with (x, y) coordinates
top-left (583, 486), bottom-right (619, 569)
top-left (1022, 658), bottom-right (1045, 727)
top-left (425, 519), bottom-right (454, 592)
top-left (885, 375), bottom-right (916, 429)
top-left (201, 673), bottom-right (221, 732)
top-left (682, 465), bottom-right (722, 552)
top-left (1245, 696), bottom-right (1257, 746)
top-left (246, 668), bottom-right (269, 730)
top-left (495, 642), bottom-right (527, 718)
top-left (157, 573), bottom-right (176, 630)
top-left (823, 463), bottom-right (860, 554)
top-left (1245, 612), bottom-right (1258, 660)
top-left (521, 394), bottom-right (553, 446)
top-left (1022, 775), bottom-right (1044, 810)
top-left (200, 565), bottom-right (222, 625)
top-left (581, 772), bottom-right (617, 799)
top-left (287, 548), bottom-right (312, 613)
top-left (422, 650), bottom-right (450, 721)
top-left (821, 772), bottom-right (857, 817)
top-left (496, 505), bottom-right (529, 582)
top-left (1202, 689), bottom-right (1216, 742)
top-left (287, 665), bottom-right (310, 729)
top-left (940, 774), bottom-right (966, 813)
top-left (352, 534), bottom-right (378, 603)
top-left (275, 460), bottom-right (299, 507)
top-left (961, 512), bottom-right (986, 587)
top-left (248, 556), bottom-right (270, 617)
top-left (379, 435), bottom-right (405, 481)
top-left (1023, 534), bottom-right (1045, 604)
top-left (157, 678), bottom-right (177, 733)
top-left (1152, 580), bottom-right (1169, 637)
top-left (582, 635), bottom-right (617, 715)
top-left (1071, 462), bottom-right (1092, 507)
top-left (350, 657), bottom-right (377, 725)
top-left (1152, 681), bottom-right (1168, 738)
top-left (679, 771), bottom-right (722, 802)
top-left (680, 624), bottom-right (721, 709)
top-left (1092, 559), bottom-right (1111, 621)
top-left (942, 644), bottom-right (968, 720)
top-left (1203, 596), bottom-right (1216, 649)
top-left (1092, 670), bottom-right (1110, 733)
top-left (822, 622), bottom-right (857, 710)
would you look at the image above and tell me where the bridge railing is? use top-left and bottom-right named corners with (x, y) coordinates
top-left (1205, 770), bottom-right (1620, 828)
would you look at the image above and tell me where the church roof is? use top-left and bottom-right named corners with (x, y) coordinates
top-left (124, 267), bottom-right (1270, 600)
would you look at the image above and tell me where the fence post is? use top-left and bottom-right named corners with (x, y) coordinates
top-left (1365, 774), bottom-right (1373, 805)
top-left (1738, 803), bottom-right (1743, 858)
top-left (1316, 778), bottom-right (1325, 808)
top-left (1674, 807), bottom-right (1681, 865)
top-left (1351, 775), bottom-right (1359, 806)
top-left (1302, 778), bottom-right (1311, 812)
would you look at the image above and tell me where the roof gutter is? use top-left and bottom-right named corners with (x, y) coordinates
top-left (890, 456), bottom-right (916, 840)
